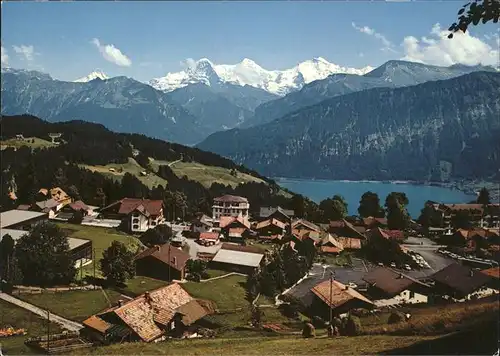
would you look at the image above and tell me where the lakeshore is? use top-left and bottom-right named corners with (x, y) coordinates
top-left (274, 178), bottom-right (484, 218)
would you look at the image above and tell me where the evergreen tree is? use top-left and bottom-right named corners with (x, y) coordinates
top-left (477, 187), bottom-right (491, 205)
top-left (358, 191), bottom-right (385, 218)
top-left (385, 192), bottom-right (411, 230)
top-left (319, 195), bottom-right (348, 221)
top-left (140, 224), bottom-right (173, 247)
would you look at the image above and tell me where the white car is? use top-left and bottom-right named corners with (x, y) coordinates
top-left (348, 282), bottom-right (358, 289)
top-left (404, 264), bottom-right (411, 271)
top-left (390, 262), bottom-right (396, 268)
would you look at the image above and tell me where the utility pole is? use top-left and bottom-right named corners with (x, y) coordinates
top-left (93, 248), bottom-right (96, 289)
top-left (168, 244), bottom-right (171, 282)
top-left (47, 309), bottom-right (50, 353)
top-left (329, 272), bottom-right (333, 327)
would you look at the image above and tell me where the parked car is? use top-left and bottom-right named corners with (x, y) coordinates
top-left (348, 282), bottom-right (358, 289)
top-left (378, 262), bottom-right (384, 267)
top-left (390, 262), bottom-right (396, 268)
top-left (404, 264), bottom-right (411, 271)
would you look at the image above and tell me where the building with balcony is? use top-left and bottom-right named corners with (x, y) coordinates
top-left (212, 195), bottom-right (249, 220)
top-left (99, 198), bottom-right (164, 233)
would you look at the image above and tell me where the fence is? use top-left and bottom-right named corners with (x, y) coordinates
top-left (25, 332), bottom-right (92, 355)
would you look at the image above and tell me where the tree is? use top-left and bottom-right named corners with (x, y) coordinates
top-left (140, 224), bottom-right (173, 247)
top-left (0, 234), bottom-right (15, 280)
top-left (477, 187), bottom-right (491, 205)
top-left (250, 304), bottom-right (263, 328)
top-left (417, 201), bottom-right (444, 228)
top-left (174, 191), bottom-right (188, 220)
top-left (448, 0), bottom-right (499, 38)
top-left (52, 167), bottom-right (68, 188)
top-left (358, 191), bottom-right (385, 218)
top-left (100, 241), bottom-right (135, 285)
top-left (319, 195), bottom-right (348, 221)
top-left (69, 210), bottom-right (84, 224)
top-left (298, 238), bottom-right (317, 269)
top-left (451, 210), bottom-right (473, 229)
top-left (15, 222), bottom-right (76, 286)
top-left (67, 185), bottom-right (81, 201)
top-left (186, 259), bottom-right (208, 282)
top-left (385, 192), bottom-right (411, 230)
top-left (291, 194), bottom-right (306, 218)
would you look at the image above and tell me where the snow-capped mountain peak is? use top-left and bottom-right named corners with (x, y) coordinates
top-left (74, 70), bottom-right (109, 83)
top-left (150, 57), bottom-right (374, 95)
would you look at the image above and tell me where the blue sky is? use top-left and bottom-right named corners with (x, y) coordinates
top-left (1, 1), bottom-right (499, 82)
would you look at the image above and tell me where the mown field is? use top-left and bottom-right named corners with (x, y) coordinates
top-left (0, 137), bottom-right (58, 150)
top-left (149, 158), bottom-right (266, 188)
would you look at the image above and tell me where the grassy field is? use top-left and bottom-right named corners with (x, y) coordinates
top-left (150, 159), bottom-right (266, 188)
top-left (360, 297), bottom-right (499, 335)
top-left (183, 275), bottom-right (248, 311)
top-left (0, 300), bottom-right (63, 355)
top-left (79, 157), bottom-right (168, 189)
top-left (55, 223), bottom-right (143, 280)
top-left (317, 251), bottom-right (353, 266)
top-left (120, 276), bottom-right (169, 296)
top-left (18, 289), bottom-right (122, 322)
top-left (0, 137), bottom-right (58, 150)
top-left (205, 269), bottom-right (231, 279)
top-left (85, 334), bottom-right (436, 355)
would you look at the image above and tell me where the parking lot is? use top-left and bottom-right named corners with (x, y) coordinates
top-left (285, 237), bottom-right (455, 307)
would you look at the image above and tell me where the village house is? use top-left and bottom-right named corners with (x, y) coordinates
top-left (447, 227), bottom-right (500, 250)
top-left (309, 279), bottom-right (375, 319)
top-left (38, 187), bottom-right (72, 207)
top-left (259, 206), bottom-right (294, 223)
top-left (292, 219), bottom-right (321, 234)
top-left (210, 243), bottom-right (264, 274)
top-left (362, 216), bottom-right (388, 229)
top-left (60, 200), bottom-right (94, 216)
top-left (430, 263), bottom-right (495, 301)
top-left (190, 214), bottom-right (213, 233)
top-left (328, 219), bottom-right (366, 250)
top-left (480, 267), bottom-right (500, 290)
top-left (212, 195), bottom-right (249, 221)
top-left (219, 215), bottom-right (251, 242)
top-left (134, 244), bottom-right (190, 281)
top-left (197, 232), bottom-right (220, 246)
top-left (289, 230), bottom-right (322, 246)
top-left (430, 203), bottom-right (500, 231)
top-left (367, 227), bottom-right (406, 243)
top-left (99, 198), bottom-right (165, 233)
top-left (363, 267), bottom-right (432, 305)
top-left (319, 234), bottom-right (344, 255)
top-left (0, 209), bottom-right (49, 230)
top-left (254, 218), bottom-right (287, 242)
top-left (82, 284), bottom-right (215, 343)
top-left (31, 198), bottom-right (62, 218)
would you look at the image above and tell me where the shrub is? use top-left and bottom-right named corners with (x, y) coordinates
top-left (344, 316), bottom-right (362, 336)
top-left (388, 311), bottom-right (406, 324)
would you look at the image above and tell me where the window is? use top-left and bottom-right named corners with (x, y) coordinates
top-left (133, 218), bottom-right (139, 224)
top-left (132, 224), bottom-right (139, 230)
top-left (409, 291), bottom-right (415, 299)
top-left (151, 221), bottom-right (157, 226)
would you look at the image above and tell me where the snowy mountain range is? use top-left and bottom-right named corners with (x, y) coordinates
top-left (149, 57), bottom-right (374, 96)
top-left (74, 70), bottom-right (109, 83)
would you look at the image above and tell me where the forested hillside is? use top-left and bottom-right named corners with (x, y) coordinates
top-left (0, 115), bottom-right (317, 217)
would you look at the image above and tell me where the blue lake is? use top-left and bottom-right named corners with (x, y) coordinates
top-left (276, 178), bottom-right (477, 218)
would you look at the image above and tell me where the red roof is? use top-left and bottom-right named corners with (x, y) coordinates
top-left (481, 267), bottom-right (500, 279)
top-left (219, 215), bottom-right (250, 229)
top-left (106, 198), bottom-right (163, 216)
top-left (320, 246), bottom-right (342, 254)
top-left (69, 200), bottom-right (89, 211)
top-left (134, 244), bottom-right (190, 272)
top-left (199, 232), bottom-right (219, 241)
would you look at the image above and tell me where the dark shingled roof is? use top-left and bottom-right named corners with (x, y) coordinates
top-left (431, 263), bottom-right (493, 296)
top-left (363, 267), bottom-right (430, 297)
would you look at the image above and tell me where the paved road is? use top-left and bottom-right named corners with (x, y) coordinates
top-left (0, 292), bottom-right (83, 331)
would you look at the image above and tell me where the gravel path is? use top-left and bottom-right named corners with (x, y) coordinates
top-left (0, 292), bottom-right (84, 332)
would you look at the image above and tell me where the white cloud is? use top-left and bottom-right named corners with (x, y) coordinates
top-left (180, 58), bottom-right (196, 70)
top-left (352, 22), bottom-right (397, 53)
top-left (91, 38), bottom-right (131, 67)
top-left (401, 23), bottom-right (500, 67)
top-left (1, 45), bottom-right (8, 66)
top-left (12, 44), bottom-right (35, 61)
